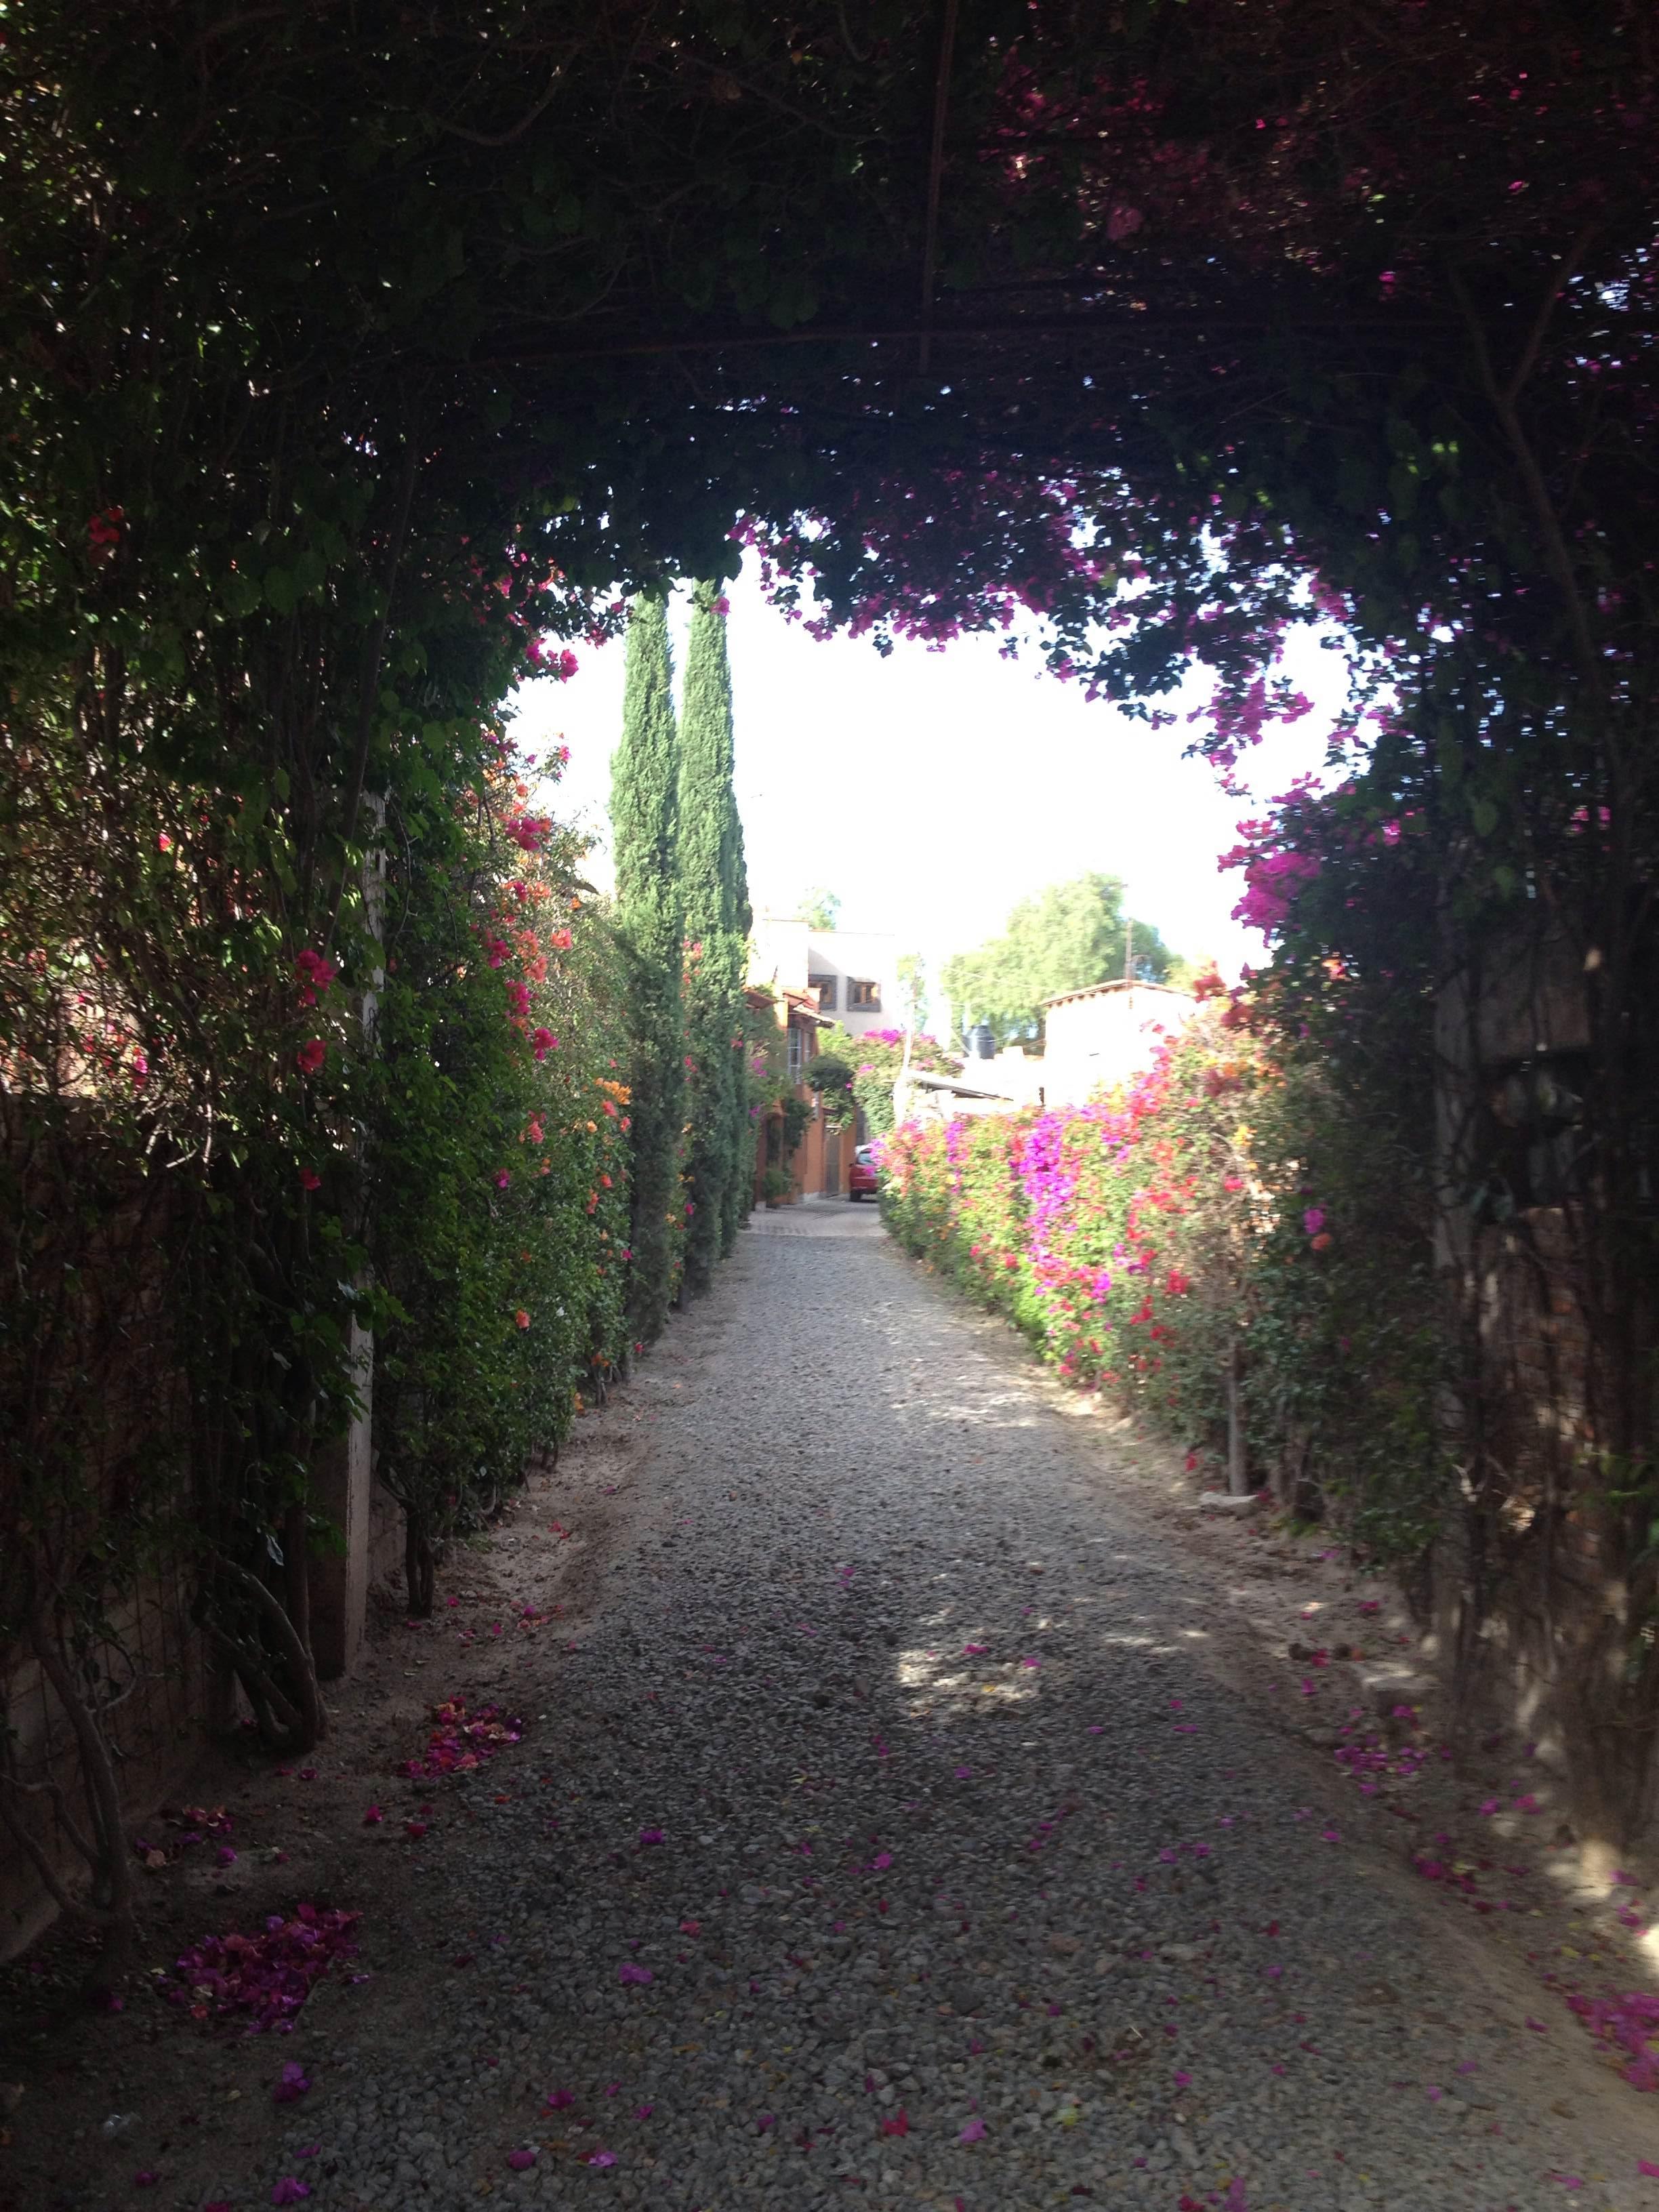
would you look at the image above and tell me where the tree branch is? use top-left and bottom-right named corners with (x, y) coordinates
top-left (1450, 262), bottom-right (1600, 685)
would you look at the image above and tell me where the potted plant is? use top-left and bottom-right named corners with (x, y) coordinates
top-left (760, 1166), bottom-right (794, 1208)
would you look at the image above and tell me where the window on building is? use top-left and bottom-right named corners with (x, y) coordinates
top-left (848, 979), bottom-right (881, 1010)
top-left (808, 973), bottom-right (838, 1011)
top-left (787, 1021), bottom-right (804, 1080)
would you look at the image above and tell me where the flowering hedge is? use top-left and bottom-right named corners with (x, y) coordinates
top-left (881, 998), bottom-right (1445, 1561)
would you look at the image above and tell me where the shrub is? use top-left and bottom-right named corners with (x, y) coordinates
top-left (882, 1004), bottom-right (1444, 1562)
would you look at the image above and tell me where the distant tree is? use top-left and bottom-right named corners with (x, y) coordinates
top-left (941, 875), bottom-right (1177, 1048)
top-left (676, 579), bottom-right (749, 1294)
top-left (611, 594), bottom-right (683, 1346)
top-left (897, 951), bottom-right (928, 1035)
top-left (799, 888), bottom-right (840, 931)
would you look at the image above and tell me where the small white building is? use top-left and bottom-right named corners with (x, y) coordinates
top-left (1038, 979), bottom-right (1197, 1105)
top-left (748, 914), bottom-right (898, 1041)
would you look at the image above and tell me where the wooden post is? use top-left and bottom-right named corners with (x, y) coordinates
top-left (307, 798), bottom-right (383, 1679)
top-left (1226, 1333), bottom-right (1247, 1496)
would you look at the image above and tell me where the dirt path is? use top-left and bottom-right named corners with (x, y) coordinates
top-left (3, 1202), bottom-right (1655, 2212)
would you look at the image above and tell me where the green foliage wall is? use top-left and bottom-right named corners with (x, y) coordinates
top-left (366, 760), bottom-right (632, 1614)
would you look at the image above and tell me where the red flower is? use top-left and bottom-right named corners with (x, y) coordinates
top-left (87, 505), bottom-right (125, 550)
top-left (295, 1039), bottom-right (325, 1075)
top-left (298, 1166), bottom-right (321, 1191)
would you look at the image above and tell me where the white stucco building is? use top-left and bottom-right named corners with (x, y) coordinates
top-left (747, 914), bottom-right (898, 1040)
top-left (1037, 978), bottom-right (1197, 1104)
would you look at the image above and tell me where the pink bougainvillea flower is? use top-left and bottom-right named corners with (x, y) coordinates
top-left (270, 2182), bottom-right (312, 2206)
top-left (295, 1039), bottom-right (325, 1076)
top-left (678, 1919), bottom-right (700, 1936)
top-left (404, 1820), bottom-right (428, 1839)
top-left (634, 2103), bottom-right (653, 2120)
top-left (617, 1962), bottom-right (653, 1985)
top-left (274, 2062), bottom-right (310, 2102)
top-left (958, 2116), bottom-right (986, 2142)
top-left (756, 2112), bottom-right (776, 2133)
top-left (1302, 1207), bottom-right (1326, 1236)
top-left (638, 1826), bottom-right (665, 1846)
top-left (514, 1309), bottom-right (530, 1330)
top-left (1021, 1656), bottom-right (1041, 1670)
top-left (954, 1765), bottom-right (973, 1779)
top-left (1639, 2159), bottom-right (1659, 2177)
top-left (545, 2089), bottom-right (575, 2110)
top-left (872, 1850), bottom-right (892, 1871)
top-left (588, 2150), bottom-right (617, 2167)
top-left (880, 2108), bottom-right (910, 2136)
top-left (298, 1165), bottom-right (322, 1191)
top-left (362, 1805), bottom-right (383, 1826)
top-left (158, 1906), bottom-right (360, 2032)
top-left (1174, 2070), bottom-right (1191, 2089)
top-left (506, 2149), bottom-right (537, 2171)
top-left (962, 1643), bottom-right (987, 1656)
top-left (1514, 1793), bottom-right (1540, 1812)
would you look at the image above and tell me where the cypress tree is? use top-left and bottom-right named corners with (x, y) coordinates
top-left (720, 804), bottom-right (754, 1259)
top-left (611, 593), bottom-right (683, 1347)
top-left (676, 580), bottom-right (747, 1295)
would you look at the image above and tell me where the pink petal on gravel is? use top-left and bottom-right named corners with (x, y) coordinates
top-left (507, 2150), bottom-right (537, 2171)
top-left (617, 1962), bottom-right (653, 1984)
top-left (588, 2150), bottom-right (617, 2168)
top-left (546, 2089), bottom-right (574, 2110)
top-left (1639, 2159), bottom-right (1659, 2177)
top-left (271, 2184), bottom-right (312, 2207)
top-left (959, 2116), bottom-right (986, 2142)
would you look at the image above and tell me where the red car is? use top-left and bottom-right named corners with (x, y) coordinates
top-left (848, 1144), bottom-right (880, 1201)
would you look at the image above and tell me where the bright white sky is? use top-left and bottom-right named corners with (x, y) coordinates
top-left (514, 554), bottom-right (1348, 1011)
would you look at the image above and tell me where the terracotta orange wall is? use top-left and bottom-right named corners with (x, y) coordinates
top-left (753, 1088), bottom-right (856, 1201)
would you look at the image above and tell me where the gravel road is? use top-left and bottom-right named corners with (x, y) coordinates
top-left (252, 1204), bottom-right (1647, 2212)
